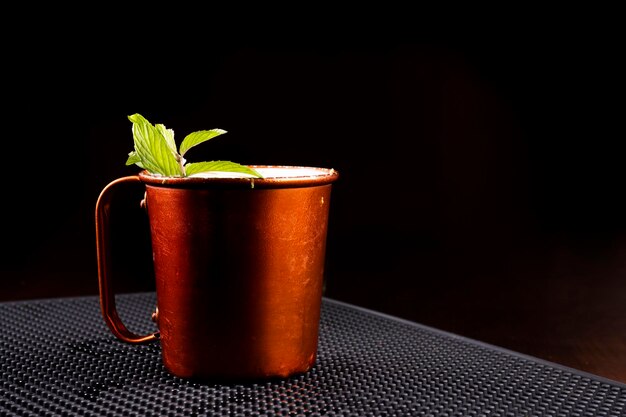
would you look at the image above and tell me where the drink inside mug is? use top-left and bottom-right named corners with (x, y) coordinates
top-left (189, 165), bottom-right (335, 179)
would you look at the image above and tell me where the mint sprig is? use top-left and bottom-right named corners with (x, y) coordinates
top-left (125, 113), bottom-right (263, 178)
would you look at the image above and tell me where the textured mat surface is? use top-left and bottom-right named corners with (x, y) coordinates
top-left (1, 292), bottom-right (625, 416)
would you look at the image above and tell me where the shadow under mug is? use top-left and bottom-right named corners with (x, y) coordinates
top-left (95, 166), bottom-right (339, 381)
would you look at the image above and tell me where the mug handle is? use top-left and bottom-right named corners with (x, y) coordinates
top-left (95, 175), bottom-right (159, 344)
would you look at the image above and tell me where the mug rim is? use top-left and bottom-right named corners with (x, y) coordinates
top-left (138, 165), bottom-right (339, 189)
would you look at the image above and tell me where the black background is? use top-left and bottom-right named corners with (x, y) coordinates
top-left (2, 10), bottom-right (624, 351)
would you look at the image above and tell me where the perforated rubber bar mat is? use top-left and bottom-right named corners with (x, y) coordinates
top-left (1, 293), bottom-right (625, 417)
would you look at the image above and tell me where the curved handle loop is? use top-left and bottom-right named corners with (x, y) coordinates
top-left (95, 175), bottom-right (159, 344)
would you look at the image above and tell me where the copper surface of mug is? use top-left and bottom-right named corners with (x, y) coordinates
top-left (140, 166), bottom-right (338, 380)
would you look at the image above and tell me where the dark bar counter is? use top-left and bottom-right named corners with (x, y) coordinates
top-left (1, 292), bottom-right (624, 416)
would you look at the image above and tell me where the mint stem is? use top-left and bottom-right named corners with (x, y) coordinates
top-left (176, 154), bottom-right (186, 176)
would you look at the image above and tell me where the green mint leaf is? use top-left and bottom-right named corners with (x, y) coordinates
top-left (156, 124), bottom-right (177, 155)
top-left (127, 114), bottom-right (257, 178)
top-left (128, 114), bottom-right (181, 176)
top-left (185, 161), bottom-right (264, 178)
top-left (125, 151), bottom-right (142, 166)
top-left (179, 129), bottom-right (227, 157)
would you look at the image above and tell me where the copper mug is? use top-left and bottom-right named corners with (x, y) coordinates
top-left (95, 166), bottom-right (339, 381)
